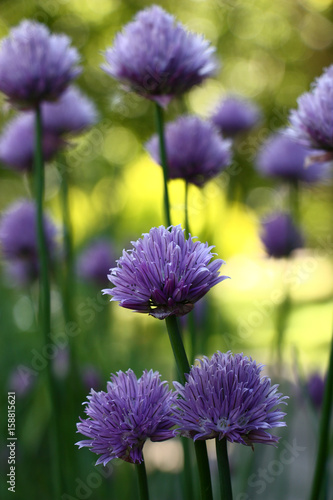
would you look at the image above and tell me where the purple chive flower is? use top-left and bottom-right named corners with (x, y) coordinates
top-left (287, 65), bottom-right (333, 155)
top-left (103, 225), bottom-right (228, 320)
top-left (211, 95), bottom-right (261, 137)
top-left (76, 369), bottom-right (176, 465)
top-left (0, 113), bottom-right (63, 172)
top-left (81, 365), bottom-right (103, 392)
top-left (256, 133), bottom-right (328, 183)
top-left (8, 365), bottom-right (36, 397)
top-left (261, 213), bottom-right (304, 259)
top-left (146, 115), bottom-right (232, 187)
top-left (0, 200), bottom-right (57, 282)
top-left (173, 351), bottom-right (287, 446)
top-left (102, 5), bottom-right (217, 108)
top-left (41, 86), bottom-right (98, 135)
top-left (78, 239), bottom-right (115, 287)
top-left (0, 20), bottom-right (81, 107)
top-left (307, 373), bottom-right (326, 410)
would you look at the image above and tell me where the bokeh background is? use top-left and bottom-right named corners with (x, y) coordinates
top-left (0, 0), bottom-right (332, 499)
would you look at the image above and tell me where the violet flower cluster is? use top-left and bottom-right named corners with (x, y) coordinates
top-left (0, 20), bottom-right (81, 106)
top-left (211, 95), bottom-right (261, 138)
top-left (0, 200), bottom-right (57, 283)
top-left (102, 5), bottom-right (217, 107)
top-left (76, 369), bottom-right (176, 465)
top-left (146, 115), bottom-right (232, 187)
top-left (103, 225), bottom-right (228, 319)
top-left (78, 239), bottom-right (115, 287)
top-left (260, 213), bottom-right (303, 259)
top-left (287, 64), bottom-right (333, 154)
top-left (173, 351), bottom-right (287, 446)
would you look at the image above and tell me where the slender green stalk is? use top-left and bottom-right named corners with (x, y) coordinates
top-left (216, 438), bottom-right (233, 500)
top-left (182, 438), bottom-right (195, 500)
top-left (165, 315), bottom-right (213, 500)
top-left (155, 103), bottom-right (171, 227)
top-left (185, 180), bottom-right (190, 236)
top-left (136, 461), bottom-right (150, 500)
top-left (60, 162), bottom-right (74, 322)
top-left (274, 293), bottom-right (291, 372)
top-left (289, 179), bottom-right (300, 225)
top-left (309, 330), bottom-right (333, 500)
top-left (34, 105), bottom-right (62, 500)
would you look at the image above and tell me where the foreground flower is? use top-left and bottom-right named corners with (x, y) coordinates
top-left (76, 369), bottom-right (176, 465)
top-left (256, 133), bottom-right (328, 183)
top-left (287, 65), bottom-right (333, 156)
top-left (102, 5), bottom-right (217, 107)
top-left (78, 239), bottom-right (115, 286)
top-left (211, 95), bottom-right (261, 137)
top-left (0, 20), bottom-right (81, 106)
top-left (103, 225), bottom-right (228, 319)
top-left (0, 113), bottom-right (63, 171)
top-left (0, 200), bottom-right (57, 282)
top-left (146, 115), bottom-right (232, 187)
top-left (173, 351), bottom-right (287, 446)
top-left (42, 86), bottom-right (98, 135)
top-left (261, 213), bottom-right (303, 258)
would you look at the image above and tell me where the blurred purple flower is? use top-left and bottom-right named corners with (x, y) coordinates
top-left (42, 86), bottom-right (98, 135)
top-left (307, 372), bottom-right (326, 410)
top-left (8, 365), bottom-right (36, 397)
top-left (78, 239), bottom-right (115, 287)
top-left (0, 200), bottom-right (57, 283)
top-left (146, 115), bottom-right (232, 187)
top-left (52, 347), bottom-right (70, 380)
top-left (0, 20), bottom-right (81, 107)
top-left (0, 113), bottom-right (63, 172)
top-left (81, 365), bottom-right (103, 392)
top-left (76, 369), bottom-right (176, 465)
top-left (173, 351), bottom-right (287, 446)
top-left (211, 95), bottom-right (261, 137)
top-left (103, 225), bottom-right (228, 319)
top-left (287, 65), bottom-right (333, 155)
top-left (102, 5), bottom-right (217, 107)
top-left (261, 213), bottom-right (304, 259)
top-left (256, 133), bottom-right (328, 183)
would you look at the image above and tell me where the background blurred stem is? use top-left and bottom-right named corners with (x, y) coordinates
top-left (309, 330), bottom-right (333, 500)
top-left (215, 437), bottom-right (233, 500)
top-left (165, 315), bottom-right (213, 500)
top-left (155, 104), bottom-right (171, 227)
top-left (136, 461), bottom-right (150, 500)
top-left (185, 180), bottom-right (190, 236)
top-left (289, 179), bottom-right (300, 225)
top-left (34, 105), bottom-right (62, 499)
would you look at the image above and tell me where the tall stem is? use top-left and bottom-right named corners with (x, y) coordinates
top-left (185, 180), bottom-right (190, 236)
top-left (165, 315), bottom-right (213, 500)
top-left (155, 103), bottom-right (171, 227)
top-left (216, 437), bottom-right (233, 500)
top-left (309, 330), bottom-right (333, 500)
top-left (136, 461), bottom-right (150, 500)
top-left (34, 105), bottom-right (61, 499)
top-left (289, 179), bottom-right (300, 225)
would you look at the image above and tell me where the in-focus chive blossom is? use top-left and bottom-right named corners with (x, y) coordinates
top-left (76, 369), bottom-right (176, 465)
top-left (78, 239), bottom-right (115, 287)
top-left (0, 199), bottom-right (57, 283)
top-left (255, 133), bottom-right (328, 184)
top-left (41, 86), bottom-right (98, 135)
top-left (0, 113), bottom-right (63, 172)
top-left (173, 351), bottom-right (287, 446)
top-left (146, 115), bottom-right (232, 187)
top-left (101, 5), bottom-right (217, 107)
top-left (260, 212), bottom-right (304, 259)
top-left (0, 20), bottom-right (81, 107)
top-left (103, 225), bottom-right (228, 319)
top-left (210, 95), bottom-right (261, 138)
top-left (287, 65), bottom-right (333, 156)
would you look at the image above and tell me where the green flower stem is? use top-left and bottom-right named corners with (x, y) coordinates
top-left (185, 180), bottom-right (190, 236)
top-left (34, 105), bottom-right (62, 499)
top-left (155, 103), bottom-right (171, 227)
top-left (309, 330), bottom-right (333, 500)
top-left (165, 315), bottom-right (213, 500)
top-left (215, 437), bottom-right (233, 500)
top-left (182, 438), bottom-right (195, 500)
top-left (274, 293), bottom-right (291, 371)
top-left (289, 179), bottom-right (300, 225)
top-left (136, 461), bottom-right (150, 500)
